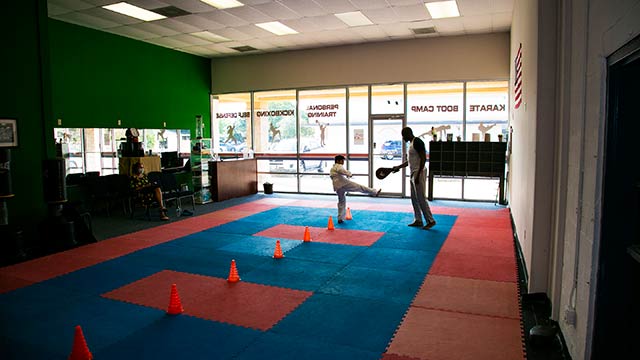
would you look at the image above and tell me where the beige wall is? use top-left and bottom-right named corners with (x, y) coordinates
top-left (211, 33), bottom-right (510, 93)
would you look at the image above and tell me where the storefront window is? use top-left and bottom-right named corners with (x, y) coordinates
top-left (407, 82), bottom-right (464, 143)
top-left (211, 93), bottom-right (251, 154)
top-left (465, 81), bottom-right (509, 142)
top-left (371, 84), bottom-right (404, 114)
top-left (347, 86), bottom-right (369, 175)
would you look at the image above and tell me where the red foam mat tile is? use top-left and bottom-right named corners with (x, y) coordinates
top-left (254, 224), bottom-right (384, 246)
top-left (380, 354), bottom-right (424, 360)
top-left (225, 203), bottom-right (277, 213)
top-left (102, 270), bottom-right (312, 331)
top-left (439, 233), bottom-right (515, 258)
top-left (0, 252), bottom-right (104, 283)
top-left (386, 307), bottom-right (524, 360)
top-left (429, 252), bottom-right (517, 283)
top-left (413, 275), bottom-right (519, 319)
top-left (0, 273), bottom-right (34, 294)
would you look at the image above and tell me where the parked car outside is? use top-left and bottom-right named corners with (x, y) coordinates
top-left (380, 140), bottom-right (403, 160)
top-left (268, 138), bottom-right (326, 172)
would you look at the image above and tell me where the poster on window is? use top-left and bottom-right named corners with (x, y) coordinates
top-left (353, 129), bottom-right (364, 145)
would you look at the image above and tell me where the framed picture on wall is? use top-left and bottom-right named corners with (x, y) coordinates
top-left (0, 119), bottom-right (18, 147)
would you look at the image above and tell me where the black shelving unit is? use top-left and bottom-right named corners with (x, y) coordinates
top-left (428, 141), bottom-right (507, 204)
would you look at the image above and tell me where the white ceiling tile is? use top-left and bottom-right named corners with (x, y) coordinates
top-left (129, 22), bottom-right (181, 36)
top-left (433, 18), bottom-right (465, 32)
top-left (82, 7), bottom-right (143, 26)
top-left (175, 45), bottom-right (211, 56)
top-left (393, 4), bottom-right (431, 22)
top-left (233, 24), bottom-right (275, 38)
top-left (49, 0), bottom-right (94, 11)
top-left (492, 11), bottom-right (512, 29)
top-left (380, 23), bottom-right (414, 37)
top-left (223, 5), bottom-right (273, 23)
top-left (162, 0), bottom-right (217, 13)
top-left (169, 33), bottom-right (213, 45)
top-left (352, 25), bottom-right (389, 40)
top-left (386, 0), bottom-right (423, 5)
top-left (240, 0), bottom-right (272, 5)
top-left (438, 30), bottom-right (465, 36)
top-left (282, 17), bottom-right (323, 32)
top-left (363, 7), bottom-right (401, 24)
top-left (153, 17), bottom-right (202, 32)
top-left (174, 14), bottom-right (225, 31)
top-left (105, 25), bottom-right (160, 40)
top-left (212, 27), bottom-right (253, 41)
top-left (278, 0), bottom-right (328, 17)
top-left (314, 0), bottom-right (357, 13)
top-left (491, 0), bottom-right (515, 13)
top-left (82, 0), bottom-right (118, 6)
top-left (48, 3), bottom-right (73, 16)
top-left (200, 10), bottom-right (249, 27)
top-left (128, 0), bottom-right (172, 9)
top-left (348, 0), bottom-right (390, 10)
top-left (457, 0), bottom-right (492, 16)
top-left (145, 36), bottom-right (192, 48)
top-left (463, 15), bottom-right (493, 32)
top-left (242, 38), bottom-right (278, 50)
top-left (307, 14), bottom-right (349, 30)
top-left (54, 11), bottom-right (121, 29)
top-left (252, 1), bottom-right (301, 20)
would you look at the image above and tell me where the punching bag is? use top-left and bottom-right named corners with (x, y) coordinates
top-left (43, 158), bottom-right (66, 203)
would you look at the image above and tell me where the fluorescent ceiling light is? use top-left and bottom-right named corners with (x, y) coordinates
top-left (425, 0), bottom-right (460, 19)
top-left (335, 11), bottom-right (373, 27)
top-left (256, 21), bottom-right (298, 36)
top-left (191, 31), bottom-right (230, 43)
top-left (200, 0), bottom-right (244, 9)
top-left (102, 2), bottom-right (166, 21)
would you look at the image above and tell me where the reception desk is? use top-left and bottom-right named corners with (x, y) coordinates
top-left (208, 158), bottom-right (257, 202)
top-left (119, 156), bottom-right (161, 176)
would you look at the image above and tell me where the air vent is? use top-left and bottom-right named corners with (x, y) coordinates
top-left (152, 6), bottom-right (191, 18)
top-left (231, 46), bottom-right (257, 52)
top-left (412, 26), bottom-right (437, 35)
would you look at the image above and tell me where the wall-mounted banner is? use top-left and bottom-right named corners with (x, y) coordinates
top-left (514, 43), bottom-right (523, 109)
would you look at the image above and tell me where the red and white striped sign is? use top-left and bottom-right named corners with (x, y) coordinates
top-left (514, 43), bottom-right (523, 109)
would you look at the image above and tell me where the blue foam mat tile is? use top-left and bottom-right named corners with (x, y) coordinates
top-left (243, 207), bottom-right (314, 223)
top-left (371, 231), bottom-right (448, 252)
top-left (1, 335), bottom-right (66, 360)
top-left (235, 332), bottom-right (382, 360)
top-left (206, 220), bottom-right (274, 235)
top-left (218, 236), bottom-right (302, 257)
top-left (123, 245), bottom-right (270, 279)
top-left (243, 257), bottom-right (345, 291)
top-left (3, 295), bottom-right (163, 357)
top-left (167, 231), bottom-right (246, 250)
top-left (284, 242), bottom-right (367, 265)
top-left (40, 259), bottom-right (161, 296)
top-left (318, 266), bottom-right (425, 305)
top-left (349, 247), bottom-right (437, 274)
top-left (271, 293), bottom-right (406, 353)
top-left (95, 314), bottom-right (262, 359)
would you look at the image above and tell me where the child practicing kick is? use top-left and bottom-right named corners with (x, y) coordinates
top-left (330, 155), bottom-right (381, 223)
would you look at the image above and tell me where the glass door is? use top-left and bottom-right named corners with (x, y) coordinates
top-left (371, 115), bottom-right (405, 195)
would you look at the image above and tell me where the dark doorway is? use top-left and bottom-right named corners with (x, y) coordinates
top-left (594, 37), bottom-right (640, 358)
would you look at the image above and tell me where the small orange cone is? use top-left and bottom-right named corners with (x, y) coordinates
top-left (167, 283), bottom-right (184, 315)
top-left (69, 325), bottom-right (92, 360)
top-left (303, 226), bottom-right (311, 242)
top-left (227, 259), bottom-right (241, 283)
top-left (327, 216), bottom-right (335, 230)
top-left (345, 208), bottom-right (353, 220)
top-left (273, 240), bottom-right (284, 259)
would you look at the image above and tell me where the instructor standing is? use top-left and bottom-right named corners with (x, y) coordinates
top-left (392, 127), bottom-right (436, 230)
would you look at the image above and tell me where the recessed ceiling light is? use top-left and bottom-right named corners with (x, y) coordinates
top-left (200, 0), bottom-right (244, 10)
top-left (425, 0), bottom-right (460, 19)
top-left (191, 31), bottom-right (230, 43)
top-left (335, 11), bottom-right (373, 27)
top-left (102, 2), bottom-right (166, 22)
top-left (256, 21), bottom-right (298, 36)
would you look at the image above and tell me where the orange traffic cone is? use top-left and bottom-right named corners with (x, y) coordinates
top-left (303, 226), bottom-right (311, 242)
top-left (227, 259), bottom-right (241, 283)
top-left (327, 216), bottom-right (335, 230)
top-left (69, 325), bottom-right (92, 360)
top-left (345, 208), bottom-right (353, 220)
top-left (167, 283), bottom-right (184, 315)
top-left (273, 240), bottom-right (284, 259)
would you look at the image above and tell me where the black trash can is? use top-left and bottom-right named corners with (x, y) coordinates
top-left (263, 182), bottom-right (273, 194)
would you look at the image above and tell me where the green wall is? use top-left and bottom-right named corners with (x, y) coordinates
top-left (0, 4), bottom-right (211, 256)
top-left (48, 19), bottom-right (211, 140)
top-left (1, 0), bottom-right (50, 239)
